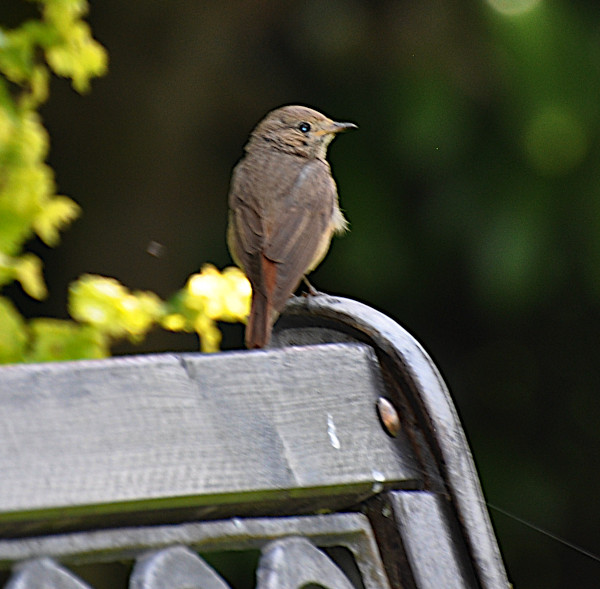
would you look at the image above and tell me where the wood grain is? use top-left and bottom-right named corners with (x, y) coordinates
top-left (273, 295), bottom-right (510, 589)
top-left (0, 343), bottom-right (420, 530)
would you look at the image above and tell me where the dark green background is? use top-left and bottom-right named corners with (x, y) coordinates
top-left (5, 1), bottom-right (600, 586)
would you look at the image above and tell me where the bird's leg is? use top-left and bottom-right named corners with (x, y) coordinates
top-left (302, 276), bottom-right (320, 296)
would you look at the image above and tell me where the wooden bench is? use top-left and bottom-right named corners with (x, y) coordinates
top-left (0, 295), bottom-right (509, 588)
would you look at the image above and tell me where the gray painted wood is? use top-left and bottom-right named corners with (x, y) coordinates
top-left (273, 294), bottom-right (510, 589)
top-left (0, 514), bottom-right (389, 589)
top-left (0, 294), bottom-right (509, 588)
top-left (130, 545), bottom-right (229, 589)
top-left (5, 558), bottom-right (92, 589)
top-left (0, 344), bottom-right (419, 533)
top-left (388, 491), bottom-right (478, 589)
top-left (257, 537), bottom-right (354, 589)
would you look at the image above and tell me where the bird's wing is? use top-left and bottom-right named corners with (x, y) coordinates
top-left (228, 155), bottom-right (337, 314)
top-left (228, 163), bottom-right (263, 254)
top-left (227, 159), bottom-right (267, 285)
top-left (264, 159), bottom-right (337, 312)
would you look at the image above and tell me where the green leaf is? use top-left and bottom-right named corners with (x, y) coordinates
top-left (27, 318), bottom-right (109, 362)
top-left (69, 274), bottom-right (165, 342)
top-left (15, 252), bottom-right (47, 299)
top-left (0, 252), bottom-right (47, 299)
top-left (45, 21), bottom-right (108, 93)
top-left (33, 194), bottom-right (81, 246)
top-left (0, 28), bottom-right (36, 83)
top-left (0, 296), bottom-right (27, 363)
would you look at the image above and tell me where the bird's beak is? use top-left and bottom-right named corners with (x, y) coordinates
top-left (331, 121), bottom-right (358, 133)
top-left (315, 121), bottom-right (358, 137)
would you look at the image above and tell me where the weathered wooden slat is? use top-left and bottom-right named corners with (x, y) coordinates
top-left (369, 491), bottom-right (479, 589)
top-left (273, 295), bottom-right (510, 589)
top-left (392, 492), bottom-right (478, 588)
top-left (0, 343), bottom-right (419, 533)
top-left (0, 513), bottom-right (389, 589)
top-left (130, 545), bottom-right (229, 589)
top-left (257, 537), bottom-right (354, 589)
top-left (5, 558), bottom-right (92, 589)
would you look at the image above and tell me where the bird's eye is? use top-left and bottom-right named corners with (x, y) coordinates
top-left (298, 122), bottom-right (311, 133)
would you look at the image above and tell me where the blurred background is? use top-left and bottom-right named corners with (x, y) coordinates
top-left (3, 0), bottom-right (600, 586)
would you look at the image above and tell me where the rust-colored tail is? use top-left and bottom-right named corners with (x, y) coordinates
top-left (245, 255), bottom-right (278, 349)
top-left (245, 289), bottom-right (272, 349)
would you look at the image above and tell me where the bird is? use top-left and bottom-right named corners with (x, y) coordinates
top-left (227, 105), bottom-right (357, 349)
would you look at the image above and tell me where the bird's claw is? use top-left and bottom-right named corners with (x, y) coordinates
top-left (302, 276), bottom-right (320, 296)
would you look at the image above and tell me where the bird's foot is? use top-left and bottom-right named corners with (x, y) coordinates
top-left (302, 277), bottom-right (321, 297)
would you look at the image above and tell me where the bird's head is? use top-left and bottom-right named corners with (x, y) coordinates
top-left (249, 105), bottom-right (357, 159)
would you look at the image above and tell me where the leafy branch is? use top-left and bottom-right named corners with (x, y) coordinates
top-left (0, 1), bottom-right (249, 362)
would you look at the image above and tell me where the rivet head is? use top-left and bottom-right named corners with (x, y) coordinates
top-left (376, 397), bottom-right (401, 437)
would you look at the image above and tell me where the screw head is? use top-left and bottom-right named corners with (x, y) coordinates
top-left (376, 397), bottom-right (401, 437)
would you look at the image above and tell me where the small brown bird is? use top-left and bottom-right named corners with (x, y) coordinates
top-left (227, 105), bottom-right (357, 349)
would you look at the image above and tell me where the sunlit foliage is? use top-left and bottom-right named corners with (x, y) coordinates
top-left (0, 1), bottom-right (249, 361)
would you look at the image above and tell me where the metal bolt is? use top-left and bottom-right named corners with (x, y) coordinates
top-left (376, 397), bottom-right (401, 437)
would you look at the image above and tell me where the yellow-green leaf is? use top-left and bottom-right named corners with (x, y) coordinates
top-left (27, 318), bottom-right (109, 362)
top-left (45, 22), bottom-right (108, 93)
top-left (0, 252), bottom-right (47, 299)
top-left (0, 296), bottom-right (27, 363)
top-left (33, 194), bottom-right (81, 246)
top-left (69, 274), bottom-right (165, 341)
top-left (15, 253), bottom-right (47, 299)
